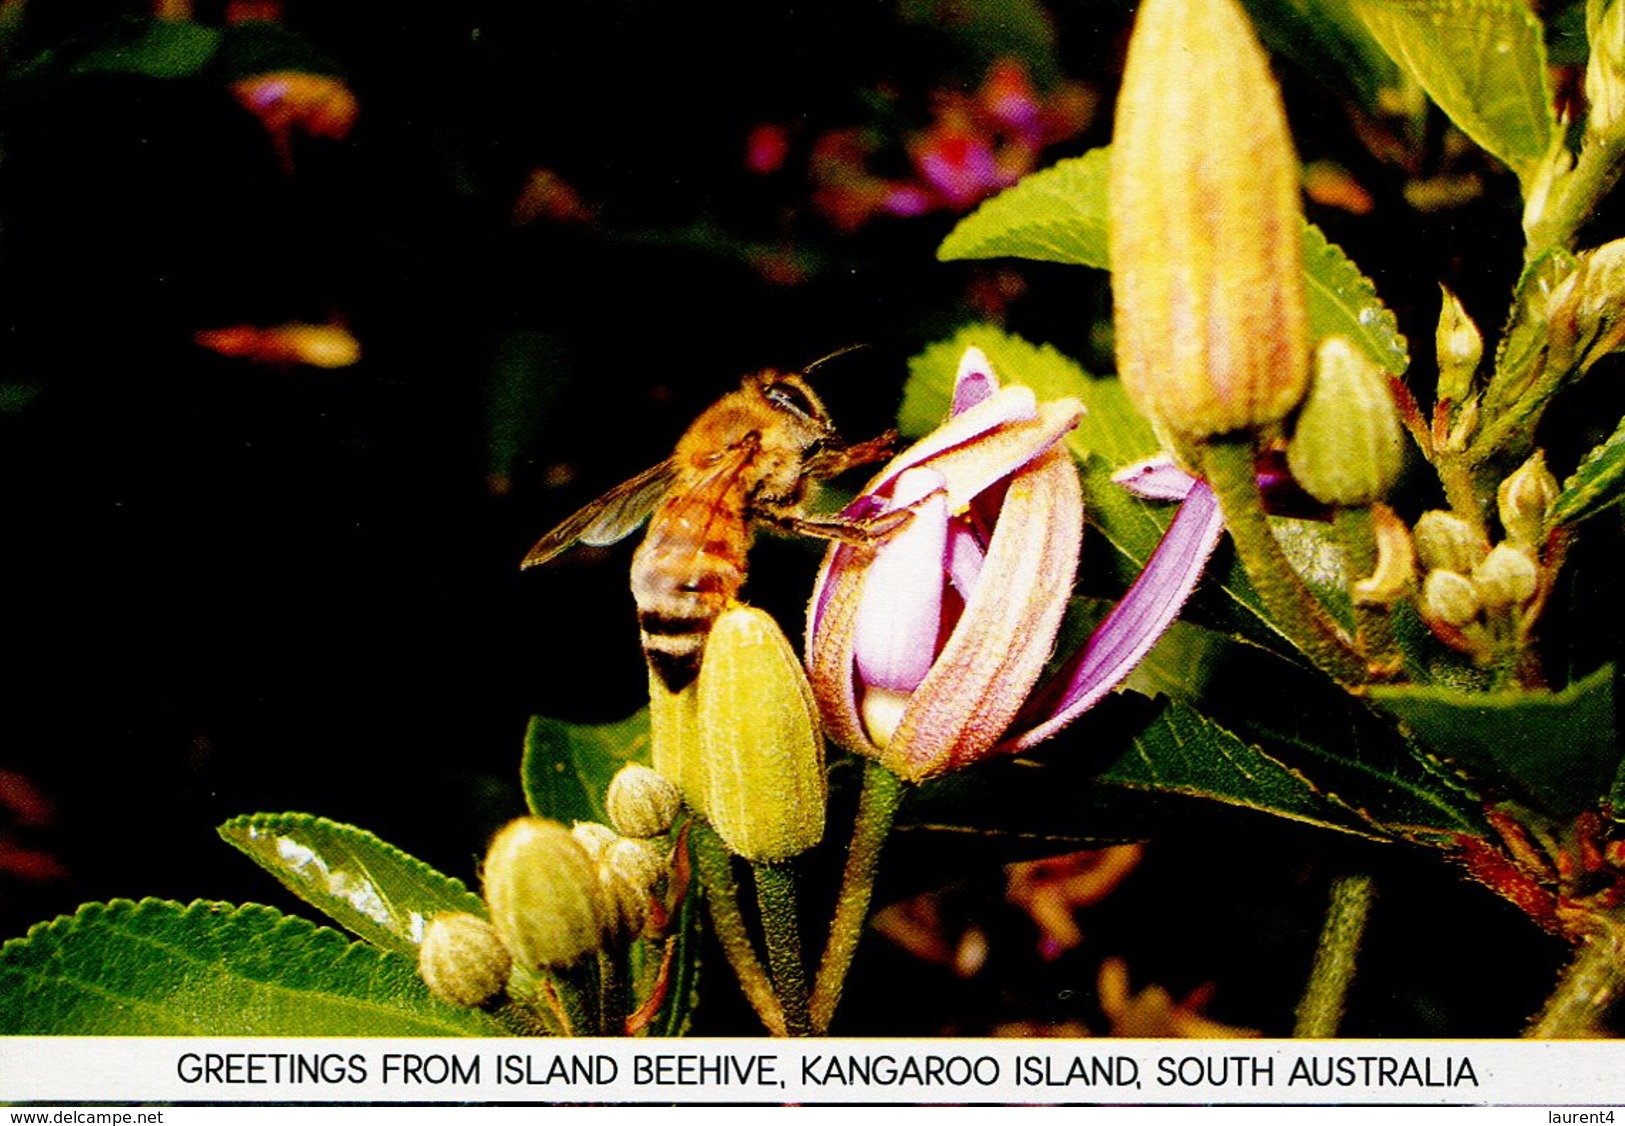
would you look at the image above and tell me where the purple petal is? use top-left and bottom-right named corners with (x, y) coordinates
top-left (1112, 455), bottom-right (1198, 501)
top-left (952, 347), bottom-right (999, 415)
top-left (854, 469), bottom-right (949, 693)
top-left (1000, 480), bottom-right (1225, 752)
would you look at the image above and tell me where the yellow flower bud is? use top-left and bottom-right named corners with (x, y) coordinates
top-left (605, 763), bottom-right (682, 839)
top-left (417, 912), bottom-right (511, 1009)
top-left (1497, 450), bottom-right (1560, 550)
top-left (1287, 336), bottom-right (1406, 506)
top-left (1412, 510), bottom-right (1489, 574)
top-left (1109, 0), bottom-right (1308, 439)
top-left (483, 817), bottom-right (610, 970)
top-left (1435, 286), bottom-right (1483, 405)
top-left (695, 605), bottom-right (827, 862)
top-left (648, 672), bottom-right (705, 817)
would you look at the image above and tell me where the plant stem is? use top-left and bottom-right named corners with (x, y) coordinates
top-left (690, 820), bottom-right (786, 1036)
top-left (753, 859), bottom-right (813, 1037)
top-left (1525, 132), bottom-right (1625, 261)
top-left (1294, 873), bottom-right (1375, 1038)
top-left (811, 759), bottom-right (904, 1034)
top-left (1526, 923), bottom-right (1625, 1038)
top-left (1198, 437), bottom-right (1368, 685)
top-left (597, 949), bottom-right (627, 1037)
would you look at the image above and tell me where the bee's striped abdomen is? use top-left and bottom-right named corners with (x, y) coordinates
top-left (631, 488), bottom-right (750, 691)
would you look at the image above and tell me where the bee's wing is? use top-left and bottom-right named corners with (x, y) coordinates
top-left (521, 459), bottom-right (679, 568)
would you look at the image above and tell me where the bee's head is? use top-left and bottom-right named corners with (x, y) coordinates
top-left (746, 371), bottom-right (836, 448)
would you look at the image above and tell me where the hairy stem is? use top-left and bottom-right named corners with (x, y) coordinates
top-left (1525, 133), bottom-right (1625, 261)
top-left (1526, 923), bottom-right (1625, 1038)
top-left (690, 820), bottom-right (786, 1036)
top-left (1198, 437), bottom-right (1368, 685)
top-left (753, 860), bottom-right (813, 1037)
top-left (811, 759), bottom-right (904, 1033)
top-left (1294, 873), bottom-right (1375, 1038)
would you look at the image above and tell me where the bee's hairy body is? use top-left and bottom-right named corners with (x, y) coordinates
top-left (524, 368), bottom-right (897, 693)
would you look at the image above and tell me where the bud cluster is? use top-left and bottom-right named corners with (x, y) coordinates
top-left (416, 764), bottom-right (683, 1011)
top-left (1412, 453), bottom-right (1557, 661)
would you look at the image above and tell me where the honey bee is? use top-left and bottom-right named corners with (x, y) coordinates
top-left (522, 369), bottom-right (900, 691)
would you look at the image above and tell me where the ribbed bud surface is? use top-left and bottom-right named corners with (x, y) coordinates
top-left (1109, 0), bottom-right (1308, 438)
top-left (696, 605), bottom-right (826, 861)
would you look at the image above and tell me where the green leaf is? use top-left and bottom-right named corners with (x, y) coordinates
top-left (0, 899), bottom-right (504, 1035)
top-left (1300, 222), bottom-right (1412, 376)
top-left (938, 150), bottom-right (1409, 374)
top-left (218, 813), bottom-right (485, 959)
top-left (900, 732), bottom-right (1193, 852)
top-left (1552, 414), bottom-right (1625, 526)
top-left (1351, 0), bottom-right (1555, 185)
top-left (1370, 665), bottom-right (1618, 817)
top-left (1242, 0), bottom-right (1405, 108)
top-left (901, 322), bottom-right (1156, 463)
top-left (936, 149), bottom-right (1113, 270)
top-left (1097, 696), bottom-right (1386, 838)
top-left (67, 17), bottom-right (223, 79)
top-left (522, 709), bottom-right (652, 826)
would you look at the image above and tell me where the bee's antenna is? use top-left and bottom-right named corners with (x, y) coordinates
top-left (802, 342), bottom-right (872, 377)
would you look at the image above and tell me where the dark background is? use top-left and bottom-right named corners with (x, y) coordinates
top-left (0, 0), bottom-right (1578, 1035)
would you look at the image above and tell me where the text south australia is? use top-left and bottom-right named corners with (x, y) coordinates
top-left (173, 1050), bottom-right (1481, 1092)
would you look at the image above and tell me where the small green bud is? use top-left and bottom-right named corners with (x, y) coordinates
top-left (1435, 286), bottom-right (1483, 405)
top-left (417, 912), bottom-right (511, 1008)
top-left (1421, 569), bottom-right (1482, 627)
top-left (605, 763), bottom-right (681, 839)
top-left (1286, 336), bottom-right (1405, 506)
top-left (483, 817), bottom-right (610, 970)
top-left (1497, 450), bottom-right (1560, 549)
top-left (696, 605), bottom-right (827, 862)
top-left (1412, 510), bottom-right (1488, 574)
top-left (1472, 543), bottom-right (1540, 611)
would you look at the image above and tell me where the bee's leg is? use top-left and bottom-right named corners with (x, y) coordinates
top-left (804, 430), bottom-right (898, 477)
top-left (766, 506), bottom-right (914, 546)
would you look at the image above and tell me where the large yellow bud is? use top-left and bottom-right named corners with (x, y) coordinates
top-left (1109, 0), bottom-right (1309, 440)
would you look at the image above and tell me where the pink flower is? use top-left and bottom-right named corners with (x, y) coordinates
top-left (807, 348), bottom-right (1225, 781)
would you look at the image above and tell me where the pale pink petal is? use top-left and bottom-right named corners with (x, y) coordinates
top-left (854, 469), bottom-right (950, 693)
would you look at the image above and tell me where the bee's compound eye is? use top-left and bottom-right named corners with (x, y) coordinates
top-left (764, 380), bottom-right (818, 421)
